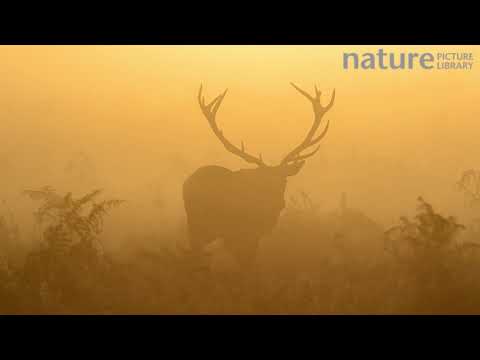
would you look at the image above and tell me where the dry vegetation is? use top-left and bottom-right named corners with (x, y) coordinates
top-left (1, 173), bottom-right (480, 315)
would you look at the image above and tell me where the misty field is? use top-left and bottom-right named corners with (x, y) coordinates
top-left (2, 175), bottom-right (480, 315)
top-left (1, 46), bottom-right (479, 315)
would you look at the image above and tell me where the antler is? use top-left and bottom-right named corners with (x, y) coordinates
top-left (280, 83), bottom-right (335, 165)
top-left (198, 85), bottom-right (266, 167)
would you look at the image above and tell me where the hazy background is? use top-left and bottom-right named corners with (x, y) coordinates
top-left (0, 45), bottom-right (478, 251)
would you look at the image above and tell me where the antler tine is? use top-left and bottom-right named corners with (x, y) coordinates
top-left (290, 82), bottom-right (313, 101)
top-left (308, 120), bottom-right (330, 147)
top-left (198, 84), bottom-right (204, 106)
top-left (197, 85), bottom-right (266, 167)
top-left (281, 83), bottom-right (335, 165)
top-left (325, 88), bottom-right (336, 111)
top-left (284, 120), bottom-right (330, 162)
top-left (199, 85), bottom-right (228, 115)
top-left (293, 144), bottom-right (321, 162)
top-left (211, 89), bottom-right (228, 115)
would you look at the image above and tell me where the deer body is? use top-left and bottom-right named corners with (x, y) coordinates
top-left (183, 165), bottom-right (290, 266)
top-left (183, 83), bottom-right (335, 268)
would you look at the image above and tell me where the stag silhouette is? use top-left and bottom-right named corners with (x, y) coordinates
top-left (183, 83), bottom-right (336, 268)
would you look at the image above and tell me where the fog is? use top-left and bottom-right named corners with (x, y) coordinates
top-left (1, 46), bottom-right (480, 314)
top-left (1, 46), bottom-right (478, 228)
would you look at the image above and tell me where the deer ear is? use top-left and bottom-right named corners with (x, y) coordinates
top-left (281, 161), bottom-right (305, 177)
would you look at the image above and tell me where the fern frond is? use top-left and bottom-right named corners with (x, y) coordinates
top-left (73, 189), bottom-right (103, 210)
top-left (23, 186), bottom-right (57, 201)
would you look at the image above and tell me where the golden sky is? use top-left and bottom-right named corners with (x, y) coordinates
top-left (0, 46), bottom-right (479, 226)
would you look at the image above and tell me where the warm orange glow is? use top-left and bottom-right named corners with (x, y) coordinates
top-left (1, 46), bottom-right (480, 314)
top-left (1, 46), bottom-right (478, 224)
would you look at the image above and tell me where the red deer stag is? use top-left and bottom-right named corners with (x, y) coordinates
top-left (183, 83), bottom-right (335, 268)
